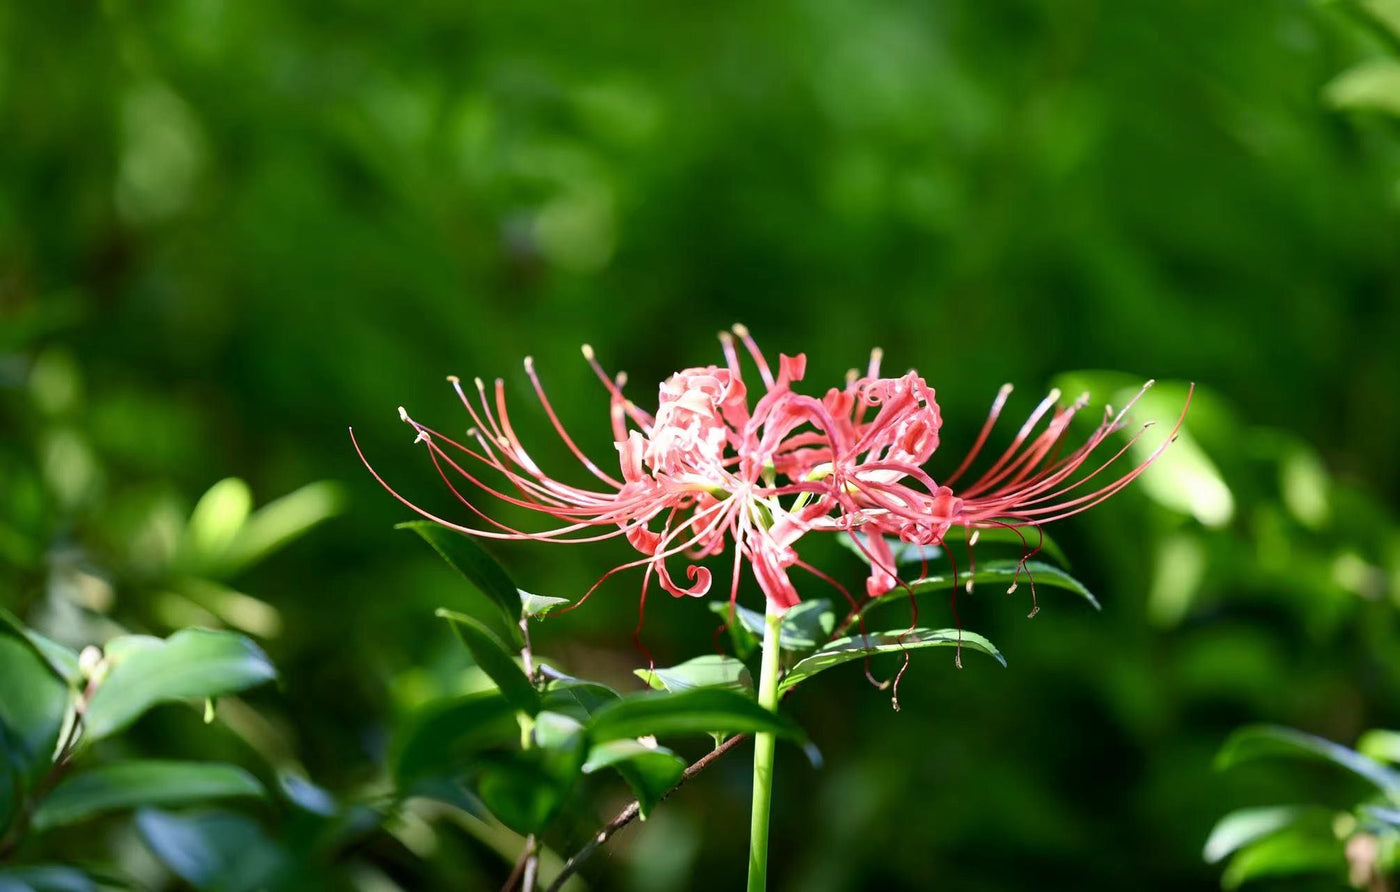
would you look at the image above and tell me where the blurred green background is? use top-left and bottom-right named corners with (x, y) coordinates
top-left (3, 0), bottom-right (1400, 888)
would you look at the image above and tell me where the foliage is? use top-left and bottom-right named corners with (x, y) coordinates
top-left (3, 0), bottom-right (1400, 887)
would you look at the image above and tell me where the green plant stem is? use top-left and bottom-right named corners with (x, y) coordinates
top-left (747, 599), bottom-right (783, 892)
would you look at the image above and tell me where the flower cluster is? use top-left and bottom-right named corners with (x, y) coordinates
top-left (356, 326), bottom-right (1188, 618)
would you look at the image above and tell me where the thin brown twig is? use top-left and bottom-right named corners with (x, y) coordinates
top-left (543, 733), bottom-right (748, 892)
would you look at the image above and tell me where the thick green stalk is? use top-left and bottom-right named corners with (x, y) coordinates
top-left (747, 599), bottom-right (784, 892)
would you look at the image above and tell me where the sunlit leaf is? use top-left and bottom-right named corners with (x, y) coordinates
top-left (184, 478), bottom-right (252, 569)
top-left (779, 628), bottom-right (1004, 694)
top-left (32, 761), bottom-right (264, 831)
top-left (399, 522), bottom-right (524, 642)
top-left (436, 609), bottom-right (540, 716)
top-left (520, 590), bottom-right (570, 619)
top-left (1220, 827), bottom-right (1346, 889)
top-left (854, 561), bottom-right (1097, 631)
top-left (583, 740), bottom-right (687, 818)
top-left (223, 481), bottom-right (344, 573)
top-left (81, 629), bottom-right (276, 744)
top-left (1325, 59), bottom-right (1400, 118)
top-left (837, 532), bottom-right (942, 566)
top-left (1216, 725), bottom-right (1400, 799)
top-left (940, 524), bottom-right (1070, 567)
top-left (540, 679), bottom-right (622, 722)
top-left (635, 655), bottom-right (754, 696)
top-left (588, 689), bottom-right (805, 744)
top-left (709, 599), bottom-right (836, 653)
top-left (1357, 729), bottom-right (1400, 765)
top-left (1203, 805), bottom-right (1330, 864)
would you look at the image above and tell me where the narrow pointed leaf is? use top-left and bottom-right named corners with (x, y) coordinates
top-left (837, 533), bottom-right (942, 566)
top-left (588, 689), bottom-right (804, 743)
top-left (399, 522), bottom-right (524, 640)
top-left (0, 608), bottom-right (80, 684)
top-left (855, 560), bottom-right (1097, 632)
top-left (635, 655), bottom-right (753, 695)
top-left (32, 761), bottom-right (264, 831)
top-left (1220, 828), bottom-right (1346, 889)
top-left (708, 599), bottom-right (835, 653)
top-left (520, 590), bottom-right (570, 619)
top-left (436, 610), bottom-right (540, 715)
top-left (1215, 725), bottom-right (1400, 799)
top-left (780, 628), bottom-right (1004, 695)
top-left (541, 679), bottom-right (622, 722)
top-left (1203, 805), bottom-right (1328, 864)
top-left (81, 629), bottom-right (276, 744)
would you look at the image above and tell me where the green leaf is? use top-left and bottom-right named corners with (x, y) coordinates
top-left (1216, 725), bottom-right (1400, 799)
top-left (779, 628), bottom-right (1005, 695)
top-left (709, 599), bottom-right (836, 653)
top-left (0, 866), bottom-right (97, 892)
top-left (520, 590), bottom-right (570, 619)
top-left (1203, 805), bottom-right (1330, 864)
top-left (136, 808), bottom-right (287, 892)
top-left (0, 608), bottom-right (81, 685)
top-left (1351, 0), bottom-right (1400, 43)
top-left (399, 522), bottom-right (524, 641)
top-left (540, 679), bottom-right (622, 722)
top-left (32, 760), bottom-right (264, 831)
top-left (531, 711), bottom-right (585, 749)
top-left (436, 610), bottom-right (540, 716)
top-left (837, 533), bottom-right (942, 566)
top-left (184, 478), bottom-right (253, 569)
top-left (635, 655), bottom-right (754, 695)
top-left (855, 560), bottom-right (1098, 630)
top-left (1325, 59), bottom-right (1400, 118)
top-left (583, 740), bottom-right (687, 818)
top-left (393, 691), bottom-right (519, 790)
top-left (81, 629), bottom-right (277, 744)
top-left (1220, 827), bottom-right (1346, 889)
top-left (587, 689), bottom-right (805, 744)
top-left (223, 480), bottom-right (344, 573)
top-left (0, 634), bottom-right (70, 784)
top-left (476, 725), bottom-right (586, 835)
top-left (1357, 729), bottom-right (1400, 765)
top-left (941, 524), bottom-right (1070, 567)
top-left (1361, 804), bottom-right (1400, 831)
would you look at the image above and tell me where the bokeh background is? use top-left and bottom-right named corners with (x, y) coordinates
top-left (4, 0), bottom-right (1400, 888)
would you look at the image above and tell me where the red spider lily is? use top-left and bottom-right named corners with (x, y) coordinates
top-left (353, 326), bottom-right (1190, 621)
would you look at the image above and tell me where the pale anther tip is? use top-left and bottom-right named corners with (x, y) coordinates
top-left (580, 344), bottom-right (595, 360)
top-left (474, 376), bottom-right (486, 391)
top-left (397, 406), bottom-right (409, 422)
top-left (446, 374), bottom-right (460, 384)
top-left (731, 322), bottom-right (750, 337)
top-left (616, 371), bottom-right (629, 386)
top-left (523, 356), bottom-right (534, 370)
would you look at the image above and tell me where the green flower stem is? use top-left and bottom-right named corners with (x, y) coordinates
top-left (747, 598), bottom-right (784, 892)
